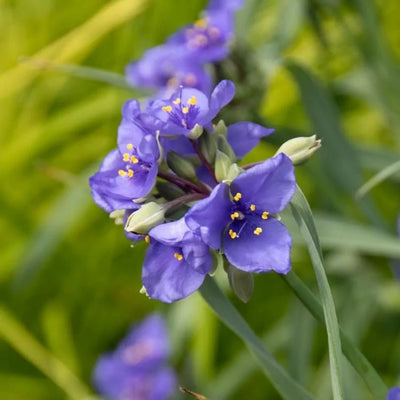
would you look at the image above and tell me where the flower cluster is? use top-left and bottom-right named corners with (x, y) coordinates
top-left (89, 0), bottom-right (321, 304)
top-left (125, 0), bottom-right (243, 98)
top-left (93, 314), bottom-right (176, 400)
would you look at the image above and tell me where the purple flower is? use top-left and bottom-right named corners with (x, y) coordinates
top-left (89, 102), bottom-right (160, 213)
top-left (126, 45), bottom-right (213, 97)
top-left (142, 218), bottom-right (213, 303)
top-left (207, 0), bottom-right (244, 12)
top-left (388, 387), bottom-right (400, 400)
top-left (186, 153), bottom-right (296, 273)
top-left (167, 1), bottom-right (242, 63)
top-left (93, 314), bottom-right (176, 400)
top-left (148, 80), bottom-right (235, 136)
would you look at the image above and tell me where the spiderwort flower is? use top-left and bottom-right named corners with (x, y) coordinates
top-left (89, 103), bottom-right (160, 213)
top-left (93, 314), bottom-right (176, 400)
top-left (126, 45), bottom-right (213, 97)
top-left (142, 218), bottom-right (213, 303)
top-left (148, 80), bottom-right (235, 136)
top-left (388, 387), bottom-right (400, 400)
top-left (186, 153), bottom-right (296, 273)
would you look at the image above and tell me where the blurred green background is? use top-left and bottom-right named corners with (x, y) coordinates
top-left (1, 0), bottom-right (400, 399)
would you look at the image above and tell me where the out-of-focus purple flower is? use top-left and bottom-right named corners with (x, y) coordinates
top-left (186, 153), bottom-right (296, 273)
top-left (388, 387), bottom-right (400, 400)
top-left (227, 122), bottom-right (275, 158)
top-left (142, 218), bottom-right (213, 303)
top-left (89, 102), bottom-right (160, 213)
top-left (126, 45), bottom-right (213, 97)
top-left (207, 0), bottom-right (244, 12)
top-left (93, 314), bottom-right (176, 400)
top-left (167, 1), bottom-right (242, 63)
top-left (148, 80), bottom-right (235, 136)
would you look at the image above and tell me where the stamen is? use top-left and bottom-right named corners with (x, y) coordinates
top-left (118, 169), bottom-right (127, 177)
top-left (228, 229), bottom-right (237, 239)
top-left (162, 105), bottom-right (173, 112)
top-left (126, 143), bottom-right (134, 150)
top-left (182, 107), bottom-right (189, 114)
top-left (262, 211), bottom-right (269, 220)
top-left (188, 96), bottom-right (197, 105)
top-left (253, 227), bottom-right (263, 236)
top-left (123, 153), bottom-right (130, 162)
top-left (130, 155), bottom-right (139, 164)
top-left (250, 204), bottom-right (256, 211)
top-left (174, 253), bottom-right (183, 261)
top-left (127, 169), bottom-right (134, 178)
top-left (145, 235), bottom-right (150, 244)
top-left (173, 98), bottom-right (181, 105)
top-left (230, 212), bottom-right (239, 220)
top-left (233, 192), bottom-right (242, 201)
top-left (194, 18), bottom-right (208, 29)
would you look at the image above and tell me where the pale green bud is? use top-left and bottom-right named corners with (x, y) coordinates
top-left (224, 163), bottom-right (243, 183)
top-left (198, 130), bottom-right (217, 164)
top-left (276, 135), bottom-right (321, 165)
top-left (188, 123), bottom-right (203, 139)
top-left (215, 150), bottom-right (233, 182)
top-left (139, 285), bottom-right (150, 298)
top-left (167, 150), bottom-right (197, 180)
top-left (109, 209), bottom-right (125, 225)
top-left (217, 134), bottom-right (236, 162)
top-left (227, 264), bottom-right (254, 303)
top-left (213, 120), bottom-right (227, 136)
top-left (125, 202), bottom-right (165, 234)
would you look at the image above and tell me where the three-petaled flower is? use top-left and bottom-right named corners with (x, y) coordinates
top-left (186, 153), bottom-right (296, 273)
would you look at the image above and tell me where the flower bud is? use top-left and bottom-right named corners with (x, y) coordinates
top-left (217, 134), bottom-right (236, 162)
top-left (215, 150), bottom-right (233, 182)
top-left (188, 123), bottom-right (203, 140)
top-left (227, 264), bottom-right (254, 303)
top-left (167, 150), bottom-right (197, 181)
top-left (224, 163), bottom-right (243, 183)
top-left (276, 135), bottom-right (321, 165)
top-left (198, 130), bottom-right (217, 164)
top-left (109, 209), bottom-right (125, 225)
top-left (125, 202), bottom-right (165, 234)
top-left (213, 120), bottom-right (227, 136)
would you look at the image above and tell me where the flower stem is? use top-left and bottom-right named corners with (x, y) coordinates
top-left (164, 192), bottom-right (207, 214)
top-left (157, 169), bottom-right (209, 195)
top-left (190, 139), bottom-right (218, 184)
top-left (281, 271), bottom-right (388, 399)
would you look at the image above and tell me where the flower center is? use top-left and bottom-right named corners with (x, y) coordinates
top-left (118, 143), bottom-right (150, 179)
top-left (161, 92), bottom-right (200, 129)
top-left (185, 17), bottom-right (222, 50)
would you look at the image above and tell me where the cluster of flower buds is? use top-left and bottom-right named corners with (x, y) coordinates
top-left (89, 77), bottom-right (321, 303)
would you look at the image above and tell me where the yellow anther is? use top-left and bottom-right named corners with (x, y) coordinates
top-left (126, 143), bottom-right (134, 150)
top-left (118, 169), bottom-right (127, 177)
top-left (123, 153), bottom-right (130, 162)
top-left (253, 227), bottom-right (263, 236)
top-left (262, 211), bottom-right (269, 220)
top-left (130, 155), bottom-right (139, 164)
top-left (128, 169), bottom-right (134, 178)
top-left (233, 192), bottom-right (242, 201)
top-left (250, 204), bottom-right (256, 211)
top-left (162, 105), bottom-right (173, 112)
top-left (194, 18), bottom-right (208, 29)
top-left (230, 212), bottom-right (239, 220)
top-left (182, 107), bottom-right (189, 114)
top-left (173, 98), bottom-right (181, 105)
top-left (188, 96), bottom-right (197, 105)
top-left (228, 229), bottom-right (237, 239)
top-left (145, 235), bottom-right (150, 244)
top-left (174, 253), bottom-right (183, 261)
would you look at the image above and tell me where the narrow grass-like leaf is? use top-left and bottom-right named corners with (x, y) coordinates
top-left (286, 62), bottom-right (382, 226)
top-left (199, 277), bottom-right (315, 400)
top-left (0, 304), bottom-right (91, 400)
top-left (355, 159), bottom-right (400, 199)
top-left (290, 185), bottom-right (344, 400)
top-left (20, 57), bottom-right (138, 91)
top-left (281, 271), bottom-right (388, 399)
